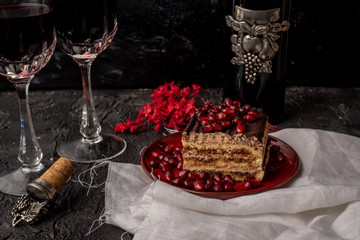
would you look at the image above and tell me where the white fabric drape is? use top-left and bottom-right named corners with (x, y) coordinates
top-left (105, 128), bottom-right (360, 240)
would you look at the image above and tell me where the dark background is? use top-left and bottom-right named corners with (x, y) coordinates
top-left (1, 0), bottom-right (360, 90)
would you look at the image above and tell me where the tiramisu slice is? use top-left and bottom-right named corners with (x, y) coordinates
top-left (181, 99), bottom-right (269, 181)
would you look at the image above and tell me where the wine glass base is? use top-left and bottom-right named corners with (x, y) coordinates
top-left (0, 164), bottom-right (44, 196)
top-left (57, 133), bottom-right (126, 163)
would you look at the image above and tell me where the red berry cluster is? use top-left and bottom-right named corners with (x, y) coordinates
top-left (148, 142), bottom-right (261, 192)
top-left (195, 98), bottom-right (259, 133)
top-left (115, 82), bottom-right (202, 133)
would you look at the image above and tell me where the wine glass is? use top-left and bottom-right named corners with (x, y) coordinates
top-left (55, 0), bottom-right (126, 163)
top-left (0, 0), bottom-right (56, 195)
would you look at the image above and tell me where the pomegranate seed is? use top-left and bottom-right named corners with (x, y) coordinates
top-left (205, 179), bottom-right (214, 191)
top-left (224, 98), bottom-right (233, 107)
top-left (187, 172), bottom-right (201, 180)
top-left (175, 146), bottom-right (182, 152)
top-left (177, 161), bottom-right (183, 169)
top-left (149, 159), bottom-right (161, 168)
top-left (151, 151), bottom-right (159, 158)
top-left (159, 161), bottom-right (169, 168)
top-left (222, 108), bottom-right (235, 115)
top-left (168, 158), bottom-right (179, 167)
top-left (224, 175), bottom-right (234, 185)
top-left (239, 108), bottom-right (247, 116)
top-left (199, 171), bottom-right (208, 179)
top-left (172, 178), bottom-right (183, 186)
top-left (201, 119), bottom-right (210, 125)
top-left (199, 115), bottom-right (209, 121)
top-left (229, 105), bottom-right (239, 113)
top-left (224, 183), bottom-right (233, 191)
top-left (244, 114), bottom-right (255, 122)
top-left (245, 105), bottom-right (252, 111)
top-left (277, 152), bottom-right (285, 161)
top-left (232, 116), bottom-right (244, 125)
top-left (213, 173), bottom-right (222, 181)
top-left (202, 105), bottom-right (211, 111)
top-left (193, 180), bottom-right (205, 191)
top-left (213, 185), bottom-right (223, 192)
top-left (202, 124), bottom-right (213, 133)
top-left (208, 108), bottom-right (215, 114)
top-left (183, 180), bottom-right (193, 189)
top-left (161, 165), bottom-right (171, 173)
top-left (163, 156), bottom-right (170, 162)
top-left (236, 124), bottom-right (246, 133)
top-left (233, 100), bottom-right (241, 108)
top-left (214, 104), bottom-right (223, 112)
top-left (208, 113), bottom-right (216, 123)
top-left (216, 112), bottom-right (226, 121)
top-left (164, 171), bottom-right (174, 182)
top-left (248, 111), bottom-right (259, 117)
top-left (164, 144), bottom-right (174, 154)
top-left (173, 152), bottom-right (180, 158)
top-left (176, 154), bottom-right (183, 161)
top-left (157, 154), bottom-right (164, 160)
top-left (178, 169), bottom-right (189, 179)
top-left (215, 180), bottom-right (226, 186)
top-left (242, 182), bottom-right (252, 190)
top-left (158, 142), bottom-right (166, 149)
top-left (220, 120), bottom-right (231, 129)
top-left (206, 178), bottom-right (214, 185)
top-left (245, 178), bottom-right (261, 188)
top-left (212, 123), bottom-right (223, 132)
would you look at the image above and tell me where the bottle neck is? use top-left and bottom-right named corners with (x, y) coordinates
top-left (234, 0), bottom-right (291, 21)
top-left (236, 0), bottom-right (282, 10)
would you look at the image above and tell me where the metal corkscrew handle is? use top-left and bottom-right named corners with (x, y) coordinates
top-left (11, 157), bottom-right (75, 227)
top-left (11, 194), bottom-right (50, 227)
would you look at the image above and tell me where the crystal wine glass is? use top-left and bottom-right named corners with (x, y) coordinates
top-left (55, 0), bottom-right (126, 163)
top-left (0, 0), bottom-right (56, 195)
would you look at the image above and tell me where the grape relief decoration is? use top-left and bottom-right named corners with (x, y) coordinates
top-left (225, 6), bottom-right (290, 84)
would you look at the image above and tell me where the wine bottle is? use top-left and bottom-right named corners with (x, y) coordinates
top-left (223, 0), bottom-right (291, 123)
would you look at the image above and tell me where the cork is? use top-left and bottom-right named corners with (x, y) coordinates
top-left (40, 157), bottom-right (75, 193)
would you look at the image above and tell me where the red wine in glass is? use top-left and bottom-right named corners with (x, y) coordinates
top-left (0, 3), bottom-right (55, 80)
top-left (0, 1), bottom-right (56, 196)
top-left (55, 0), bottom-right (126, 163)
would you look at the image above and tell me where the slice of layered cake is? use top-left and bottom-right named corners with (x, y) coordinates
top-left (181, 98), bottom-right (269, 182)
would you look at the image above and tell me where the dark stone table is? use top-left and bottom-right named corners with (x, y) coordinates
top-left (0, 87), bottom-right (359, 239)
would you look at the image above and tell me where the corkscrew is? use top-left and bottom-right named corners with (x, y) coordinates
top-left (11, 157), bottom-right (75, 227)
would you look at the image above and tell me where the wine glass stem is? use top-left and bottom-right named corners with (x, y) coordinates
top-left (77, 60), bottom-right (102, 143)
top-left (12, 78), bottom-right (43, 171)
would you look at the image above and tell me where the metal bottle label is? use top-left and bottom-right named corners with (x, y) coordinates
top-left (225, 6), bottom-right (290, 84)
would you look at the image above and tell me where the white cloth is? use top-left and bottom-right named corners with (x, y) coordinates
top-left (105, 128), bottom-right (360, 240)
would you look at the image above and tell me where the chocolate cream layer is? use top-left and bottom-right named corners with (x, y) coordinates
top-left (183, 144), bottom-right (270, 181)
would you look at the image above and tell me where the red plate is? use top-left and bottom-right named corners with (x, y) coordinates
top-left (141, 132), bottom-right (300, 200)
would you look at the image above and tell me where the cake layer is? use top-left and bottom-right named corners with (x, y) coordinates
top-left (182, 133), bottom-right (265, 157)
top-left (183, 159), bottom-right (263, 173)
top-left (182, 129), bottom-right (268, 157)
top-left (183, 143), bottom-right (270, 181)
top-left (182, 151), bottom-right (261, 164)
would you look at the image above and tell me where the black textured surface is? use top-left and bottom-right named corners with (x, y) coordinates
top-left (0, 87), bottom-right (359, 239)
